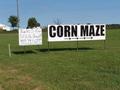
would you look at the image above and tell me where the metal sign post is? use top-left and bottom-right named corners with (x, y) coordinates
top-left (77, 38), bottom-right (79, 51)
top-left (48, 42), bottom-right (50, 52)
top-left (23, 46), bottom-right (26, 53)
top-left (104, 40), bottom-right (106, 49)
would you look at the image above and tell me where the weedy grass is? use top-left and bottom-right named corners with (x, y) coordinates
top-left (0, 29), bottom-right (120, 90)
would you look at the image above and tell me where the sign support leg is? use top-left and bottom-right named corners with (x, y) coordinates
top-left (104, 40), bottom-right (106, 49)
top-left (77, 38), bottom-right (79, 51)
top-left (8, 44), bottom-right (12, 57)
top-left (48, 42), bottom-right (50, 52)
top-left (38, 45), bottom-right (40, 50)
top-left (24, 46), bottom-right (26, 53)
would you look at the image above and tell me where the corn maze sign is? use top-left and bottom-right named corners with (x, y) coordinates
top-left (48, 24), bottom-right (106, 42)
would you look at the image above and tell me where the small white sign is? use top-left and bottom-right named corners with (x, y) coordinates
top-left (48, 24), bottom-right (106, 42)
top-left (19, 27), bottom-right (42, 46)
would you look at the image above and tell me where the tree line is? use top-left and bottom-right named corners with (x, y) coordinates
top-left (8, 15), bottom-right (40, 29)
top-left (8, 15), bottom-right (120, 30)
top-left (106, 24), bottom-right (120, 29)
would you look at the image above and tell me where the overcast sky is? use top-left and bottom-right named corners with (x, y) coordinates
top-left (0, 0), bottom-right (120, 28)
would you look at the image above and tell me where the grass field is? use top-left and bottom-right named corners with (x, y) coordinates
top-left (0, 29), bottom-right (120, 90)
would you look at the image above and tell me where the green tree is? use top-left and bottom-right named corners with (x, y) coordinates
top-left (8, 16), bottom-right (19, 29)
top-left (27, 17), bottom-right (40, 28)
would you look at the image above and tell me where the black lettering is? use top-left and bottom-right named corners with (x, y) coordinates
top-left (71, 25), bottom-right (77, 37)
top-left (89, 25), bottom-right (95, 36)
top-left (57, 26), bottom-right (63, 37)
top-left (49, 26), bottom-right (56, 37)
top-left (81, 25), bottom-right (88, 36)
top-left (101, 25), bottom-right (105, 36)
top-left (64, 26), bottom-right (70, 37)
top-left (96, 25), bottom-right (100, 36)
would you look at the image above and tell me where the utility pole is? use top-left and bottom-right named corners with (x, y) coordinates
top-left (16, 0), bottom-right (20, 29)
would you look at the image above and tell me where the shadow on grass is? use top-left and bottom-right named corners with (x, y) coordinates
top-left (12, 50), bottom-right (36, 55)
top-left (12, 47), bottom-right (94, 54)
top-left (36, 47), bottom-right (94, 52)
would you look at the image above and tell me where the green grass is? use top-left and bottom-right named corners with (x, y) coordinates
top-left (0, 29), bottom-right (120, 90)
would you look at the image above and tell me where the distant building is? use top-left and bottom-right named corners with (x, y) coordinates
top-left (0, 24), bottom-right (11, 31)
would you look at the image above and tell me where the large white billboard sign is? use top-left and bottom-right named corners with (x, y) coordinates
top-left (48, 24), bottom-right (106, 42)
top-left (19, 27), bottom-right (42, 46)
